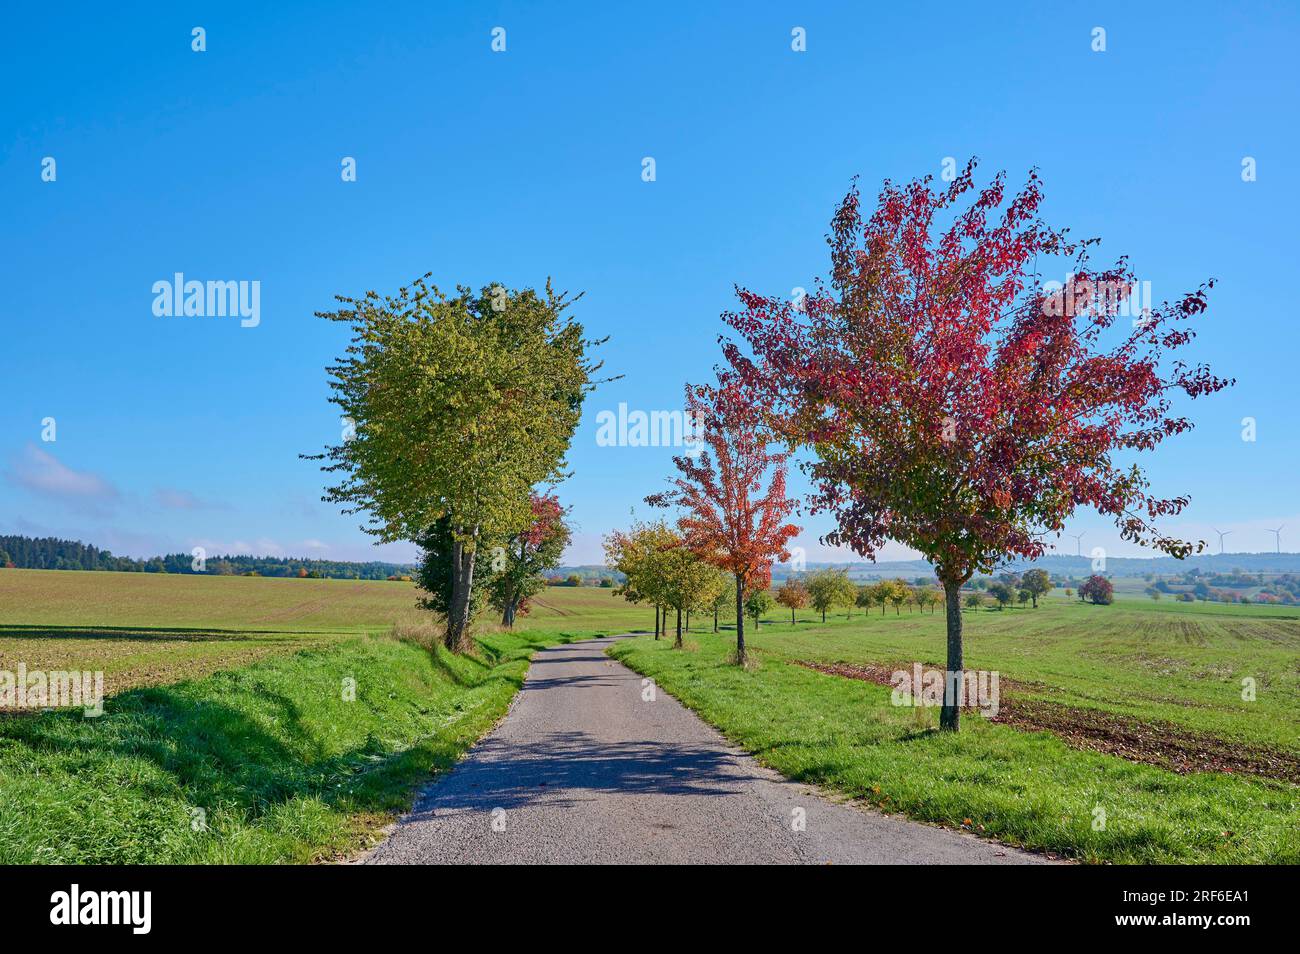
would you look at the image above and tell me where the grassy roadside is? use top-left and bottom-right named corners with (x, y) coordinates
top-left (608, 631), bottom-right (1300, 864)
top-left (0, 628), bottom-right (582, 864)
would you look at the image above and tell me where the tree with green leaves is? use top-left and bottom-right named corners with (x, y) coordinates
top-left (745, 588), bottom-right (776, 629)
top-left (1020, 568), bottom-right (1053, 608)
top-left (806, 569), bottom-right (858, 622)
top-left (988, 581), bottom-right (1015, 609)
top-left (311, 276), bottom-right (601, 652)
top-left (604, 520), bottom-right (676, 639)
top-left (660, 544), bottom-right (725, 648)
top-left (710, 577), bottom-right (737, 632)
top-left (885, 578), bottom-right (912, 615)
top-left (415, 517), bottom-right (496, 625)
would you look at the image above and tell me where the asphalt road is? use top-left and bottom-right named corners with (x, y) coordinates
top-left (366, 635), bottom-right (1051, 865)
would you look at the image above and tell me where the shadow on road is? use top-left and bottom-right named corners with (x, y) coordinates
top-left (407, 729), bottom-right (747, 815)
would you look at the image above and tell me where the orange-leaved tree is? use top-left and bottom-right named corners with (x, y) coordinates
top-left (646, 381), bottom-right (800, 665)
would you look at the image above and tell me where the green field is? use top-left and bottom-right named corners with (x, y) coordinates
top-left (1, 569), bottom-right (1296, 863)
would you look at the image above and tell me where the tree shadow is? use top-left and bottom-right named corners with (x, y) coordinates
top-left (403, 729), bottom-right (750, 817)
top-left (0, 673), bottom-right (464, 828)
top-left (0, 623), bottom-right (323, 642)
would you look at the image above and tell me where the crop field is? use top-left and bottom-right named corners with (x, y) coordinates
top-left (0, 568), bottom-right (421, 695)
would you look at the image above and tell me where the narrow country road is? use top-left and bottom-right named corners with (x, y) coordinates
top-left (366, 636), bottom-right (1051, 865)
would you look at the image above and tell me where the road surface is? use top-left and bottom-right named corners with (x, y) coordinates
top-left (367, 635), bottom-right (1051, 865)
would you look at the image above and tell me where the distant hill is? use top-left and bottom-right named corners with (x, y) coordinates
top-left (0, 533), bottom-right (414, 581)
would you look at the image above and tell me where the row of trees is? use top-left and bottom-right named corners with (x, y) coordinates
top-left (319, 164), bottom-right (1227, 733)
top-left (617, 162), bottom-right (1228, 730)
top-left (605, 383), bottom-right (801, 662)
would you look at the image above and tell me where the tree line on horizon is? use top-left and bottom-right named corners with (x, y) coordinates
top-left (0, 534), bottom-right (413, 580)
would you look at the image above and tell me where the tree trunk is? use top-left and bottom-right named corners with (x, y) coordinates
top-left (821, 608), bottom-right (826, 623)
top-left (654, 604), bottom-right (661, 639)
top-left (940, 578), bottom-right (964, 731)
top-left (791, 607), bottom-right (795, 625)
top-left (445, 534), bottom-right (477, 653)
top-left (686, 610), bottom-right (691, 633)
top-left (734, 574), bottom-right (746, 666)
top-left (674, 606), bottom-right (683, 648)
top-left (501, 595), bottom-right (517, 628)
top-left (713, 607), bottom-right (718, 632)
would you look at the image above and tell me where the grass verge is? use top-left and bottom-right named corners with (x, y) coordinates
top-left (0, 628), bottom-right (576, 863)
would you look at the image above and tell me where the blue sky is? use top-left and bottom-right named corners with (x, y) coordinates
top-left (2, 1), bottom-right (1297, 566)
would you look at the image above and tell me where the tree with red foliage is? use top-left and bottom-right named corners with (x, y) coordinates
top-left (646, 381), bottom-right (800, 665)
top-left (489, 492), bottom-right (571, 627)
top-left (722, 161), bottom-right (1231, 728)
top-left (1078, 575), bottom-right (1114, 605)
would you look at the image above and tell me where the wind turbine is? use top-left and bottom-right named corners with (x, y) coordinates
top-left (1067, 531), bottom-right (1085, 557)
top-left (1268, 525), bottom-right (1284, 554)
top-left (1212, 527), bottom-right (1232, 555)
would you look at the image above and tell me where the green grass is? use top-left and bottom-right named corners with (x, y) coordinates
top-left (0, 570), bottom-right (646, 864)
top-left (609, 597), bottom-right (1300, 864)
top-left (0, 630), bottom-right (578, 863)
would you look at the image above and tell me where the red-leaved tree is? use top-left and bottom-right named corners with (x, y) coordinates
top-left (722, 162), bottom-right (1232, 727)
top-left (646, 381), bottom-right (800, 665)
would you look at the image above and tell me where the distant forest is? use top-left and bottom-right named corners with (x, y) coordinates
top-left (0, 534), bottom-right (413, 581)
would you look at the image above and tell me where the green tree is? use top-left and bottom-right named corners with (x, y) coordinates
top-left (745, 588), bottom-right (776, 629)
top-left (1020, 568), bottom-right (1053, 608)
top-left (806, 569), bottom-right (858, 622)
top-left (311, 277), bottom-right (601, 652)
top-left (916, 586), bottom-right (942, 614)
top-left (885, 578), bottom-right (911, 615)
top-left (660, 544), bottom-right (725, 647)
top-left (710, 577), bottom-right (737, 632)
top-left (605, 520), bottom-right (676, 639)
top-left (416, 518), bottom-right (497, 624)
top-left (987, 581), bottom-right (1014, 609)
